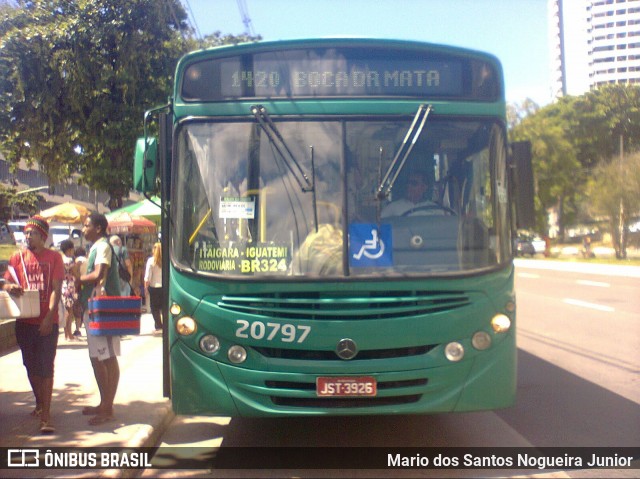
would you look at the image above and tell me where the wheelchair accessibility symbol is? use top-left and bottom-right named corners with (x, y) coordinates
top-left (353, 229), bottom-right (385, 260)
top-left (349, 224), bottom-right (392, 267)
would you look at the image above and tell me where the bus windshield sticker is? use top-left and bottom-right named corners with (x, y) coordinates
top-left (219, 196), bottom-right (256, 219)
top-left (196, 241), bottom-right (290, 274)
top-left (349, 223), bottom-right (393, 267)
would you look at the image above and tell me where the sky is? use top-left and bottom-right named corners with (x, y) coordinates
top-left (184, 0), bottom-right (553, 106)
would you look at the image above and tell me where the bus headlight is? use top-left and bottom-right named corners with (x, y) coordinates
top-left (444, 342), bottom-right (464, 362)
top-left (491, 314), bottom-right (511, 333)
top-left (176, 316), bottom-right (197, 336)
top-left (170, 303), bottom-right (182, 316)
top-left (472, 331), bottom-right (492, 350)
top-left (228, 345), bottom-right (247, 364)
top-left (200, 335), bottom-right (220, 354)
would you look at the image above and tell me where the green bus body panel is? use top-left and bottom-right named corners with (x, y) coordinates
top-left (168, 266), bottom-right (516, 417)
top-left (173, 100), bottom-right (505, 121)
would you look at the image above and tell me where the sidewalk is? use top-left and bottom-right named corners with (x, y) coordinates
top-left (0, 313), bottom-right (174, 478)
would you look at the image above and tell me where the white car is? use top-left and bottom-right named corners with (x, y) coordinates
top-left (49, 224), bottom-right (82, 248)
top-left (531, 236), bottom-right (546, 254)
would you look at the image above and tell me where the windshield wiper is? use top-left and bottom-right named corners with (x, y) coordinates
top-left (251, 105), bottom-right (313, 192)
top-left (375, 104), bottom-right (432, 201)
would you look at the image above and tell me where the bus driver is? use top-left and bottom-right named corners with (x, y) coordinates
top-left (381, 170), bottom-right (440, 217)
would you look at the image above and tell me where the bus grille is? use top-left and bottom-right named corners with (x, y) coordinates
top-left (253, 344), bottom-right (436, 360)
top-left (217, 290), bottom-right (470, 320)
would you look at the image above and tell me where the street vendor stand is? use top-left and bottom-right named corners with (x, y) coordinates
top-left (107, 213), bottom-right (157, 297)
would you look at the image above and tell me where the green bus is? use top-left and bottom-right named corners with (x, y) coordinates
top-left (134, 38), bottom-right (534, 416)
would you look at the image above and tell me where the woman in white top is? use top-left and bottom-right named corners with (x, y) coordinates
top-left (144, 242), bottom-right (163, 331)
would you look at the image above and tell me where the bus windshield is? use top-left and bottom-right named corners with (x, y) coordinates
top-left (173, 116), bottom-right (510, 278)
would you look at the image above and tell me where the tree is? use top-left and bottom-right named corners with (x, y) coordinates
top-left (511, 101), bottom-right (581, 239)
top-left (0, 0), bottom-right (192, 209)
top-left (200, 31), bottom-right (261, 48)
top-left (0, 1), bottom-right (263, 209)
top-left (510, 85), bottom-right (640, 248)
top-left (0, 1), bottom-right (78, 185)
top-left (507, 98), bottom-right (540, 131)
top-left (586, 150), bottom-right (640, 259)
top-left (570, 85), bottom-right (640, 170)
top-left (0, 183), bottom-right (42, 220)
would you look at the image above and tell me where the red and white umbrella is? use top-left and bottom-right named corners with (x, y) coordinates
top-left (107, 212), bottom-right (156, 235)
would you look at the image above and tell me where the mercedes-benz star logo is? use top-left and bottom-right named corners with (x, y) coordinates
top-left (336, 338), bottom-right (358, 360)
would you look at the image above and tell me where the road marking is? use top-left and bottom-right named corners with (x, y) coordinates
top-left (577, 279), bottom-right (610, 288)
top-left (517, 272), bottom-right (540, 279)
top-left (563, 298), bottom-right (614, 312)
top-left (514, 258), bottom-right (640, 278)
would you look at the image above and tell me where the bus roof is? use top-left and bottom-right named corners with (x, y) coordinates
top-left (179, 38), bottom-right (501, 65)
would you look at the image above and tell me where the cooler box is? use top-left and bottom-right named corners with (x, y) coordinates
top-left (88, 295), bottom-right (142, 336)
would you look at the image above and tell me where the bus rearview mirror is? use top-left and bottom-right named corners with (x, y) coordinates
top-left (133, 137), bottom-right (158, 193)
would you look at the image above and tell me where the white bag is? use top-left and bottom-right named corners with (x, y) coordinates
top-left (14, 289), bottom-right (41, 318)
top-left (0, 291), bottom-right (21, 319)
top-left (1, 252), bottom-right (42, 319)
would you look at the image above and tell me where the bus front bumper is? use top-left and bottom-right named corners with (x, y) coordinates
top-left (170, 333), bottom-right (516, 417)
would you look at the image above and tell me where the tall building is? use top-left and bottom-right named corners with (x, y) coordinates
top-left (549, 0), bottom-right (568, 98)
top-left (588, 0), bottom-right (640, 87)
top-left (549, 0), bottom-right (640, 99)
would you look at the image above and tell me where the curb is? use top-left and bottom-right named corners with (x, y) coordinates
top-left (100, 401), bottom-right (175, 479)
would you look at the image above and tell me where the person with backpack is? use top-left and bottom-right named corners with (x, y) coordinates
top-left (109, 235), bottom-right (133, 296)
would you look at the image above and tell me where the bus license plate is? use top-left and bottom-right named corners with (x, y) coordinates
top-left (316, 376), bottom-right (377, 397)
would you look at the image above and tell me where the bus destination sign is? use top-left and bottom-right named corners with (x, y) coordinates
top-left (220, 59), bottom-right (462, 97)
top-left (180, 48), bottom-right (498, 101)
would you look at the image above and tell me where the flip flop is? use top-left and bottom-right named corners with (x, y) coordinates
top-left (30, 407), bottom-right (42, 417)
top-left (82, 406), bottom-right (101, 416)
top-left (88, 414), bottom-right (114, 426)
top-left (40, 421), bottom-right (55, 434)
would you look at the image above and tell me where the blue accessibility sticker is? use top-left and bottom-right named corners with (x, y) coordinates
top-left (349, 223), bottom-right (393, 267)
